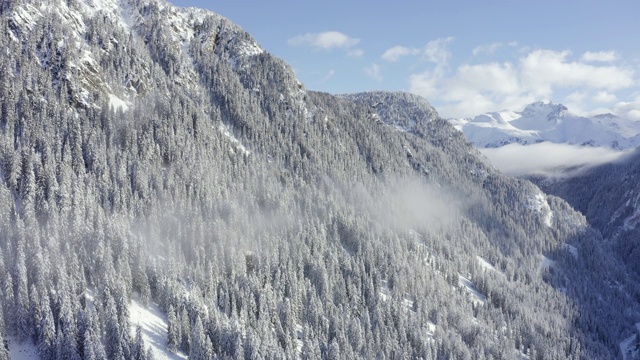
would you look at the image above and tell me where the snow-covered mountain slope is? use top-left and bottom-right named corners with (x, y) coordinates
top-left (535, 148), bottom-right (640, 274)
top-left (533, 149), bottom-right (640, 355)
top-left (341, 91), bottom-right (440, 132)
top-left (451, 101), bottom-right (640, 149)
top-left (6, 0), bottom-right (268, 111)
top-left (1, 0), bottom-right (640, 359)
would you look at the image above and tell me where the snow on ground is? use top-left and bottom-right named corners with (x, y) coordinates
top-left (6, 336), bottom-right (40, 360)
top-left (235, 39), bottom-right (264, 57)
top-left (458, 274), bottom-right (487, 305)
top-left (379, 279), bottom-right (390, 302)
top-left (129, 300), bottom-right (187, 360)
top-left (526, 192), bottom-right (553, 227)
top-left (620, 323), bottom-right (640, 360)
top-left (476, 256), bottom-right (507, 278)
top-left (402, 297), bottom-right (414, 311)
top-left (476, 256), bottom-right (496, 272)
top-left (130, 299), bottom-right (188, 360)
top-left (83, 289), bottom-right (185, 359)
top-left (427, 322), bottom-right (436, 338)
top-left (219, 124), bottom-right (250, 155)
top-left (294, 323), bottom-right (303, 355)
top-left (109, 94), bottom-right (130, 111)
top-left (81, 0), bottom-right (125, 27)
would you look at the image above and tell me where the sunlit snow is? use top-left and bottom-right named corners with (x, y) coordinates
top-left (526, 192), bottom-right (553, 227)
top-left (130, 299), bottom-right (188, 360)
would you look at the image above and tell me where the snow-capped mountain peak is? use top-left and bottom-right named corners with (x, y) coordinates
top-left (451, 101), bottom-right (640, 149)
top-left (521, 101), bottom-right (568, 118)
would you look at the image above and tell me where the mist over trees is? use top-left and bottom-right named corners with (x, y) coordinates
top-left (0, 0), bottom-right (639, 359)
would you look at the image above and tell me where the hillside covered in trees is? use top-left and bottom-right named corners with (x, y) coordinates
top-left (0, 0), bottom-right (639, 359)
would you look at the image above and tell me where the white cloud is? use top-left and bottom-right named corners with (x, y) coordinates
top-left (520, 50), bottom-right (633, 92)
top-left (472, 42), bottom-right (503, 56)
top-left (481, 142), bottom-right (633, 177)
top-left (408, 70), bottom-right (441, 100)
top-left (381, 46), bottom-right (420, 62)
top-left (613, 95), bottom-right (640, 120)
top-left (321, 69), bottom-right (335, 83)
top-left (381, 37), bottom-right (454, 67)
top-left (408, 48), bottom-right (636, 118)
top-left (582, 50), bottom-right (619, 62)
top-left (364, 63), bottom-right (383, 82)
top-left (422, 37), bottom-right (454, 67)
top-left (563, 91), bottom-right (590, 116)
top-left (348, 48), bottom-right (364, 57)
top-left (288, 31), bottom-right (359, 51)
top-left (593, 91), bottom-right (617, 103)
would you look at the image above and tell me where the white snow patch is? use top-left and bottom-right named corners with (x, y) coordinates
top-left (476, 256), bottom-right (496, 272)
top-left (109, 94), bottom-right (129, 111)
top-left (458, 274), bottom-right (487, 305)
top-left (379, 280), bottom-right (390, 302)
top-left (526, 192), bottom-right (553, 227)
top-left (82, 0), bottom-right (128, 29)
top-left (402, 297), bottom-right (415, 311)
top-left (7, 336), bottom-right (40, 360)
top-left (294, 323), bottom-right (303, 354)
top-left (236, 40), bottom-right (264, 57)
top-left (427, 322), bottom-right (436, 338)
top-left (229, 39), bottom-right (264, 70)
top-left (130, 299), bottom-right (188, 360)
top-left (219, 124), bottom-right (250, 155)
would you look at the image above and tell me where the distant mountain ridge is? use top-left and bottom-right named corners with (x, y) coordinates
top-left (450, 101), bottom-right (640, 149)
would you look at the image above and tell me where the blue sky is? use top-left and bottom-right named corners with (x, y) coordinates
top-left (170, 0), bottom-right (640, 119)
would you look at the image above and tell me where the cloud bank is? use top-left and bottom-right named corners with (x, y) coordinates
top-left (581, 50), bottom-right (619, 62)
top-left (382, 37), bottom-right (636, 119)
top-left (410, 47), bottom-right (635, 118)
top-left (288, 31), bottom-right (363, 56)
top-left (480, 142), bottom-right (634, 177)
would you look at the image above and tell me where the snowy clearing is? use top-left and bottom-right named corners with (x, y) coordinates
top-left (219, 124), bottom-right (250, 155)
top-left (109, 94), bottom-right (130, 111)
top-left (458, 274), bottom-right (487, 305)
top-left (130, 299), bottom-right (188, 360)
top-left (7, 336), bottom-right (40, 360)
top-left (476, 256), bottom-right (496, 272)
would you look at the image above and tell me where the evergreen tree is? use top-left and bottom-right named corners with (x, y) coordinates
top-left (132, 326), bottom-right (147, 360)
top-left (189, 316), bottom-right (213, 360)
top-left (166, 304), bottom-right (179, 353)
top-left (37, 294), bottom-right (56, 360)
